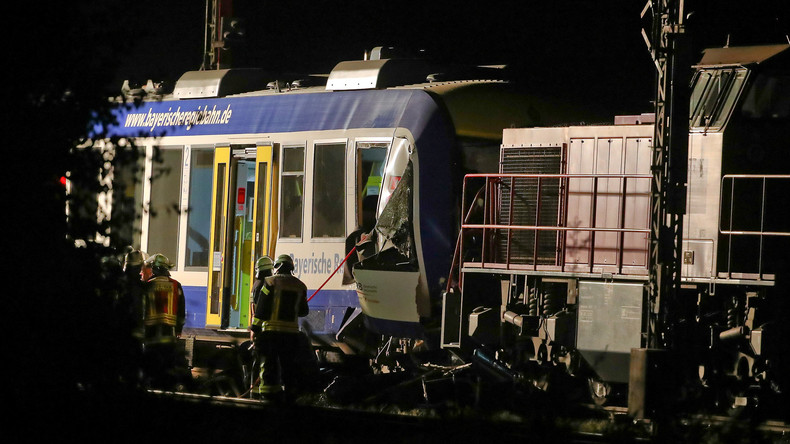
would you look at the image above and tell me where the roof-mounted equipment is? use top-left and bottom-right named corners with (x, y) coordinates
top-left (173, 68), bottom-right (269, 98)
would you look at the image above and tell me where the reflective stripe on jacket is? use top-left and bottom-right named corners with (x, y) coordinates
top-left (143, 276), bottom-right (185, 334)
top-left (251, 273), bottom-right (308, 333)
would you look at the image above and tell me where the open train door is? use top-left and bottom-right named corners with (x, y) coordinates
top-left (205, 144), bottom-right (277, 329)
top-left (206, 146), bottom-right (231, 328)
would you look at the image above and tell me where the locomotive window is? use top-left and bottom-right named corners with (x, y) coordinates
top-left (690, 68), bottom-right (747, 129)
top-left (741, 73), bottom-right (790, 119)
top-left (147, 146), bottom-right (183, 269)
top-left (312, 143), bottom-right (346, 238)
top-left (355, 142), bottom-right (388, 231)
top-left (712, 70), bottom-right (746, 127)
top-left (279, 146), bottom-right (305, 238)
top-left (185, 147), bottom-right (214, 268)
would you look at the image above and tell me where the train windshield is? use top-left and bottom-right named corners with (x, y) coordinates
top-left (374, 137), bottom-right (414, 258)
top-left (689, 68), bottom-right (748, 130)
top-left (377, 137), bottom-right (412, 218)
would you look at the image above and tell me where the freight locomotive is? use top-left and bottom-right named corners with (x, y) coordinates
top-left (415, 43), bottom-right (790, 416)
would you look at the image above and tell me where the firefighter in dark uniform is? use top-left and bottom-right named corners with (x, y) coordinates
top-left (141, 253), bottom-right (186, 389)
top-left (250, 256), bottom-right (274, 315)
top-left (246, 256), bottom-right (274, 395)
top-left (122, 249), bottom-right (147, 340)
top-left (121, 249), bottom-right (147, 383)
top-left (249, 254), bottom-right (309, 400)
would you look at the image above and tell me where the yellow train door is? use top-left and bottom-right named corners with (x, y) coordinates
top-left (206, 146), bottom-right (231, 327)
top-left (206, 144), bottom-right (277, 329)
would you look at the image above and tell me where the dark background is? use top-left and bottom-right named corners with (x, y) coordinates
top-left (114, 0), bottom-right (790, 121)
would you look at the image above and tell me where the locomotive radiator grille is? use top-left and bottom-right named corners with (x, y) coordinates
top-left (497, 147), bottom-right (563, 265)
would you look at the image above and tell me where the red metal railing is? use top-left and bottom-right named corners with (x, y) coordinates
top-left (447, 173), bottom-right (652, 289)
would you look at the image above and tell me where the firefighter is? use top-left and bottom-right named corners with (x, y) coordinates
top-left (141, 253), bottom-right (187, 389)
top-left (250, 256), bottom-right (274, 314)
top-left (248, 254), bottom-right (309, 400)
top-left (246, 256), bottom-right (274, 393)
top-left (122, 249), bottom-right (147, 340)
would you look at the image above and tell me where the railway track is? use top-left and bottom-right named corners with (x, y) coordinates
top-left (142, 388), bottom-right (789, 443)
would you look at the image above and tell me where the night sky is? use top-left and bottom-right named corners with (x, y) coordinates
top-left (113, 1), bottom-right (790, 122)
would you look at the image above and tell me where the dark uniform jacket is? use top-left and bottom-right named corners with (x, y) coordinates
top-left (250, 273), bottom-right (309, 333)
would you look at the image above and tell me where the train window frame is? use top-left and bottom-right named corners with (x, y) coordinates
top-left (110, 140), bottom-right (146, 250)
top-left (354, 140), bottom-right (390, 232)
top-left (311, 141), bottom-right (347, 240)
top-left (183, 145), bottom-right (214, 271)
top-left (690, 68), bottom-right (748, 131)
top-left (278, 144), bottom-right (306, 241)
top-left (146, 145), bottom-right (184, 271)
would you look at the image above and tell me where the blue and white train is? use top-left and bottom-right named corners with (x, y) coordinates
top-left (104, 48), bottom-right (545, 347)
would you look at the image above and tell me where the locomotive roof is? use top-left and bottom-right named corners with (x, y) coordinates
top-left (694, 44), bottom-right (790, 68)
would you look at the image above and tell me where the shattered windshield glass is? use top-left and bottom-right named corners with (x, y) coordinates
top-left (374, 160), bottom-right (414, 259)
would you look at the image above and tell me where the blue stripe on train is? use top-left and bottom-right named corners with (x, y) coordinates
top-left (182, 286), bottom-right (363, 332)
top-left (185, 285), bottom-right (424, 338)
top-left (183, 286), bottom-right (207, 329)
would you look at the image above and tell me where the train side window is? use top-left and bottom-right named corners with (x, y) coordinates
top-left (111, 145), bottom-right (145, 249)
top-left (355, 142), bottom-right (388, 231)
top-left (279, 146), bottom-right (305, 238)
top-left (147, 146), bottom-right (183, 268)
top-left (185, 147), bottom-right (214, 268)
top-left (312, 143), bottom-right (346, 238)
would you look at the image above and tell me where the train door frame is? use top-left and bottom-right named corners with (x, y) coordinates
top-left (208, 144), bottom-right (277, 329)
top-left (206, 145), bottom-right (231, 328)
top-left (252, 143), bottom-right (278, 261)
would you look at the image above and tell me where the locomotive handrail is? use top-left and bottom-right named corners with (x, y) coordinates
top-left (463, 173), bottom-right (654, 179)
top-left (462, 223), bottom-right (650, 233)
top-left (459, 172), bottom-right (652, 273)
top-left (719, 174), bottom-right (790, 279)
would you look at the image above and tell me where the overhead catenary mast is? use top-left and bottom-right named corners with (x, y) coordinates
top-left (202, 0), bottom-right (238, 70)
top-left (642, 0), bottom-right (691, 350)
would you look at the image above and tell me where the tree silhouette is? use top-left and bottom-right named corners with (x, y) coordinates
top-left (10, 1), bottom-right (159, 437)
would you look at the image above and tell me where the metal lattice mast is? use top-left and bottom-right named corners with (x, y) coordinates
top-left (642, 0), bottom-right (690, 350)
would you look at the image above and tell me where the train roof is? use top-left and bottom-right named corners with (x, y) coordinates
top-left (107, 51), bottom-right (540, 140)
top-left (694, 44), bottom-right (790, 69)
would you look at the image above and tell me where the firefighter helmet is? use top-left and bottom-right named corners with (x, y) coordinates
top-left (145, 253), bottom-right (174, 270)
top-left (275, 254), bottom-right (294, 272)
top-left (255, 256), bottom-right (274, 274)
top-left (123, 249), bottom-right (148, 272)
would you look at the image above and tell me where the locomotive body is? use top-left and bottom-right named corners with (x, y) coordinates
top-left (432, 44), bottom-right (790, 413)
